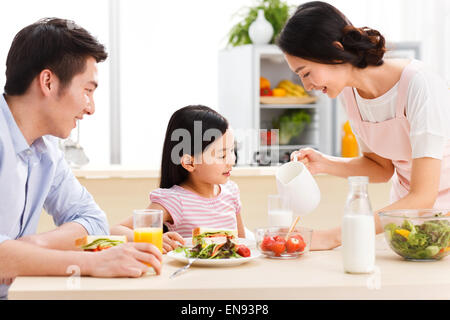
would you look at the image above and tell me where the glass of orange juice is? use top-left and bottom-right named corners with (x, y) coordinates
top-left (133, 209), bottom-right (163, 254)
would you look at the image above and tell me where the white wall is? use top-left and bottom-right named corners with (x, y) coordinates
top-left (0, 0), bottom-right (449, 167)
top-left (325, 0), bottom-right (450, 156)
top-left (118, 0), bottom-right (450, 167)
top-left (118, 0), bottom-right (262, 167)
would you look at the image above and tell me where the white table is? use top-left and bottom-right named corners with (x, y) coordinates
top-left (8, 235), bottom-right (450, 300)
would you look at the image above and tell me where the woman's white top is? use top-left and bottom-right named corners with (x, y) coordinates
top-left (349, 63), bottom-right (450, 160)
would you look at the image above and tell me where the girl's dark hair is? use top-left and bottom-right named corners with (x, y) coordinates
top-left (5, 18), bottom-right (108, 95)
top-left (277, 1), bottom-right (386, 68)
top-left (160, 105), bottom-right (229, 189)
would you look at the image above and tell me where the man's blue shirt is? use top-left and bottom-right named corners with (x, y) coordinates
top-left (0, 94), bottom-right (109, 298)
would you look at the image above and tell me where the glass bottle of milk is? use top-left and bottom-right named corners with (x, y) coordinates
top-left (342, 176), bottom-right (375, 274)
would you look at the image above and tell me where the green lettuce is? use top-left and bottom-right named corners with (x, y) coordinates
top-left (384, 216), bottom-right (450, 260)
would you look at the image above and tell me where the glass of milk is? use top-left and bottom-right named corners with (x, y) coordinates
top-left (268, 194), bottom-right (293, 227)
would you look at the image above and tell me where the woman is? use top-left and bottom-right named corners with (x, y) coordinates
top-left (277, 1), bottom-right (450, 250)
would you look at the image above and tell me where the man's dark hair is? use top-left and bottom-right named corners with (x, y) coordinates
top-left (4, 18), bottom-right (108, 95)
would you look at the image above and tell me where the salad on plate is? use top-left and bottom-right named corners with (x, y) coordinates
top-left (173, 227), bottom-right (251, 259)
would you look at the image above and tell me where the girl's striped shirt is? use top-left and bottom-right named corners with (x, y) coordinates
top-left (149, 180), bottom-right (242, 238)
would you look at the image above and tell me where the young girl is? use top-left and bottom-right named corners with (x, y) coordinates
top-left (111, 105), bottom-right (246, 253)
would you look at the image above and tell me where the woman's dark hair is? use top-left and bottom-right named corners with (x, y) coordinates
top-left (4, 18), bottom-right (108, 95)
top-left (160, 105), bottom-right (229, 189)
top-left (277, 1), bottom-right (386, 68)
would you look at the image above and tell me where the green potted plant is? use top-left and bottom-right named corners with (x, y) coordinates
top-left (227, 0), bottom-right (295, 47)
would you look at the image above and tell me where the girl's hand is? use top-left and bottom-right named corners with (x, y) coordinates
top-left (162, 232), bottom-right (185, 254)
top-left (290, 148), bottom-right (328, 175)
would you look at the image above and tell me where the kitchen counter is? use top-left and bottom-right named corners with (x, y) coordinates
top-left (38, 166), bottom-right (392, 234)
top-left (72, 165), bottom-right (279, 179)
top-left (8, 235), bottom-right (450, 300)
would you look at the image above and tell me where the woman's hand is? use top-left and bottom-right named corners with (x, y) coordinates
top-left (162, 232), bottom-right (185, 254)
top-left (290, 148), bottom-right (329, 175)
top-left (310, 228), bottom-right (341, 251)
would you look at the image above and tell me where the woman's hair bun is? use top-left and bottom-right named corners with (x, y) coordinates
top-left (276, 2), bottom-right (386, 69)
top-left (341, 25), bottom-right (386, 68)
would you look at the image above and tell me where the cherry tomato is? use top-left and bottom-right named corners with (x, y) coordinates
top-left (237, 245), bottom-right (251, 257)
top-left (261, 236), bottom-right (275, 251)
top-left (273, 235), bottom-right (286, 243)
top-left (271, 240), bottom-right (286, 256)
top-left (286, 234), bottom-right (306, 253)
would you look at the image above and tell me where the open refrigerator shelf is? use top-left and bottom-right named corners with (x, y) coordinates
top-left (218, 44), bottom-right (334, 166)
top-left (260, 103), bottom-right (318, 109)
top-left (259, 96), bottom-right (318, 105)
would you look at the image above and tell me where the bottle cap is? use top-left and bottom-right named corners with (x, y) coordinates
top-left (348, 176), bottom-right (369, 184)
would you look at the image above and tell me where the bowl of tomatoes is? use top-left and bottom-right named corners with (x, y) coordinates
top-left (254, 226), bottom-right (312, 259)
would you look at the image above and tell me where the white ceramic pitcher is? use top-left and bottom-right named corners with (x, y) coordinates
top-left (275, 160), bottom-right (320, 216)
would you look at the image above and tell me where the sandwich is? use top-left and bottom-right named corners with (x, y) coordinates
top-left (192, 227), bottom-right (238, 247)
top-left (75, 235), bottom-right (127, 252)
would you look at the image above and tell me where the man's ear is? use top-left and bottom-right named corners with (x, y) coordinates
top-left (38, 69), bottom-right (55, 97)
top-left (180, 154), bottom-right (195, 173)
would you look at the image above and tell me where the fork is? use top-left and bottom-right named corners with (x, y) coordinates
top-left (169, 257), bottom-right (198, 279)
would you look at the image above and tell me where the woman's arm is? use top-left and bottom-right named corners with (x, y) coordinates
top-left (372, 157), bottom-right (441, 233)
top-left (293, 148), bottom-right (395, 183)
top-left (311, 157), bottom-right (441, 250)
top-left (324, 152), bottom-right (395, 183)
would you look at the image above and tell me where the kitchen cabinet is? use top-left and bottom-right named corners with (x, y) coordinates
top-left (218, 44), bottom-right (335, 166)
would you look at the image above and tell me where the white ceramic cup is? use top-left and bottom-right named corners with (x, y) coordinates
top-left (275, 161), bottom-right (320, 216)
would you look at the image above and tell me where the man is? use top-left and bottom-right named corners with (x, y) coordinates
top-left (0, 18), bottom-right (163, 299)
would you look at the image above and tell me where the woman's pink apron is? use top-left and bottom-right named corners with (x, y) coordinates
top-left (341, 59), bottom-right (450, 209)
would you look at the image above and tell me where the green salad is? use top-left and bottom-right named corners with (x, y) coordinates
top-left (384, 215), bottom-right (450, 260)
top-left (174, 238), bottom-right (243, 259)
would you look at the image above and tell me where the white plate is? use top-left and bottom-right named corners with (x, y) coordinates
top-left (167, 249), bottom-right (261, 267)
top-left (182, 237), bottom-right (256, 249)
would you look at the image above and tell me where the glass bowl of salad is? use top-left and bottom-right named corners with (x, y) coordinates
top-left (379, 209), bottom-right (450, 261)
top-left (254, 226), bottom-right (312, 259)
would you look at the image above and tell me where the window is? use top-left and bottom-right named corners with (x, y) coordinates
top-left (0, 0), bottom-right (111, 165)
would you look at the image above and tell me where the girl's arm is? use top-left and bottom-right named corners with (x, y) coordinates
top-left (311, 157), bottom-right (442, 250)
top-left (236, 212), bottom-right (246, 238)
